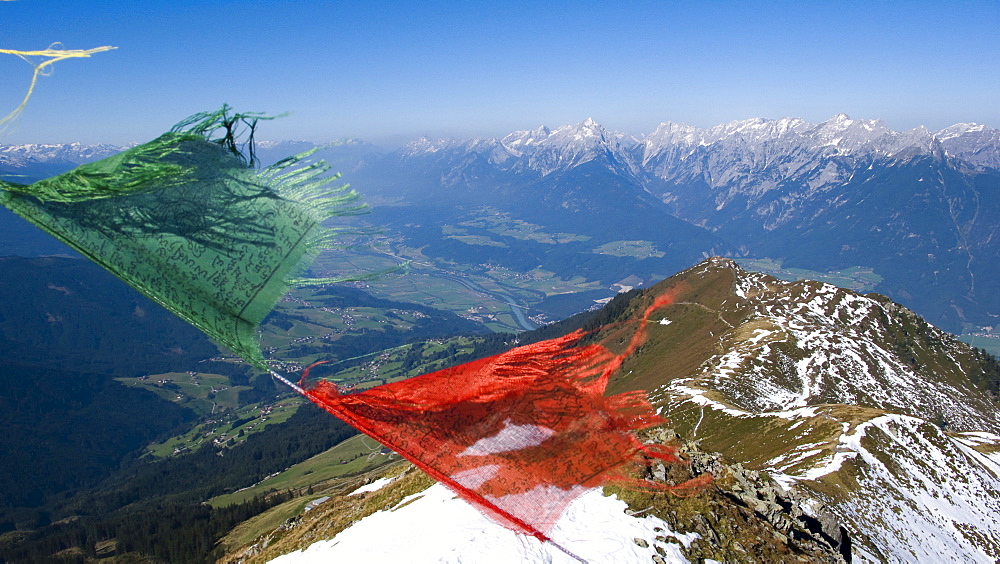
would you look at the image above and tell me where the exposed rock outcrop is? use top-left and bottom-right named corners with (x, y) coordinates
top-left (621, 427), bottom-right (850, 563)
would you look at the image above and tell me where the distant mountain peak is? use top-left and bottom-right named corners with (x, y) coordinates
top-left (939, 122), bottom-right (989, 136)
top-left (825, 112), bottom-right (852, 124)
top-left (547, 117), bottom-right (610, 142)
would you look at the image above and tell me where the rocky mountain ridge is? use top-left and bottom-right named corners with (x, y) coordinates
top-left (383, 117), bottom-right (1000, 335)
top-left (612, 258), bottom-right (1000, 562)
top-left (398, 114), bottom-right (998, 178)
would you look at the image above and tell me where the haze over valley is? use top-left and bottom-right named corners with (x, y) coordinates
top-left (7, 113), bottom-right (998, 348)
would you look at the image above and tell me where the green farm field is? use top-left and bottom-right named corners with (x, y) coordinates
top-left (208, 434), bottom-right (399, 508)
top-left (735, 258), bottom-right (883, 292)
top-left (116, 371), bottom-right (250, 415)
top-left (115, 367), bottom-right (303, 458)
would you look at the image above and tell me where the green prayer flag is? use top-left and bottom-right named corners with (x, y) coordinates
top-left (0, 107), bottom-right (365, 369)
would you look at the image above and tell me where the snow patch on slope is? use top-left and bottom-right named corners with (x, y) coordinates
top-left (349, 476), bottom-right (395, 496)
top-left (819, 415), bottom-right (1000, 562)
top-left (270, 484), bottom-right (696, 563)
top-left (693, 274), bottom-right (1000, 432)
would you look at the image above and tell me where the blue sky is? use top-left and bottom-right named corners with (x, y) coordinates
top-left (2, 0), bottom-right (998, 145)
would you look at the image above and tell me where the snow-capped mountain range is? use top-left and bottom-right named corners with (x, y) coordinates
top-left (4, 114), bottom-right (1000, 335)
top-left (0, 142), bottom-right (124, 169)
top-left (4, 114), bottom-right (996, 178)
top-left (381, 116), bottom-right (1000, 335)
top-left (399, 114), bottom-right (999, 178)
top-left (4, 114), bottom-right (995, 195)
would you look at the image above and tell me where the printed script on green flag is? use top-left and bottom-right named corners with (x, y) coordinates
top-left (0, 107), bottom-right (365, 369)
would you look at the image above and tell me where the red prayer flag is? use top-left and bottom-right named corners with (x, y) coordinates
top-left (293, 288), bottom-right (708, 549)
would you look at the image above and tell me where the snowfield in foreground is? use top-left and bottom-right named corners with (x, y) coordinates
top-left (270, 483), bottom-right (697, 563)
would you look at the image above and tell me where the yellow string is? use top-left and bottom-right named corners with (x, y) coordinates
top-left (0, 44), bottom-right (117, 134)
